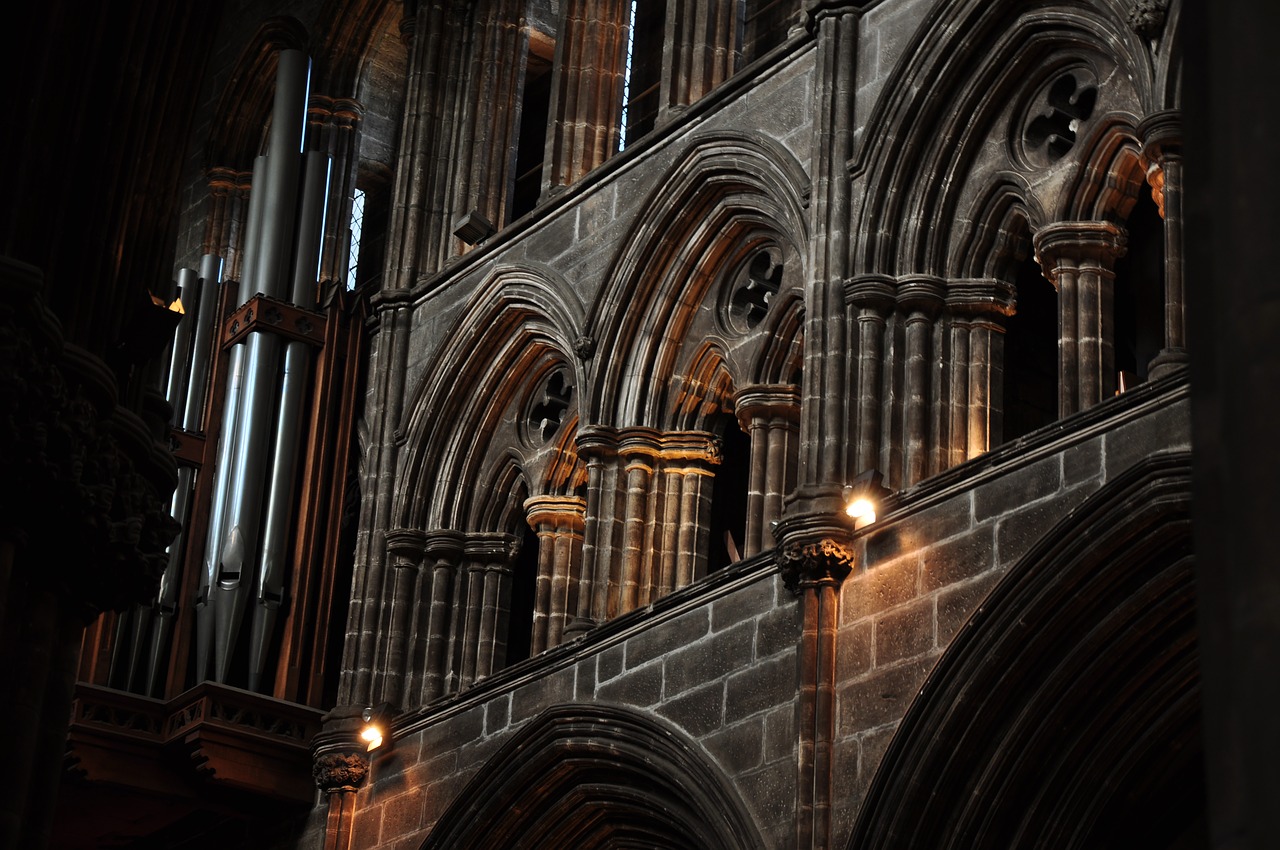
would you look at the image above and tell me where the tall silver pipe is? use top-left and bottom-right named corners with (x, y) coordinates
top-left (207, 49), bottom-right (311, 685)
top-left (213, 331), bottom-right (281, 683)
top-left (195, 343), bottom-right (245, 682)
top-left (182, 254), bottom-right (224, 431)
top-left (195, 156), bottom-right (266, 683)
top-left (165, 267), bottom-right (199, 424)
top-left (145, 464), bottom-right (195, 695)
top-left (239, 156), bottom-right (268, 302)
top-left (290, 152), bottom-right (331, 306)
top-left (253, 49), bottom-right (310, 300)
top-left (248, 151), bottom-right (330, 691)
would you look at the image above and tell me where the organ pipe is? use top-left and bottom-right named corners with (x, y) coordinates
top-left (249, 150), bottom-right (330, 690)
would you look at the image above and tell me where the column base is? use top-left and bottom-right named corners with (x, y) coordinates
top-left (1148, 347), bottom-right (1189, 381)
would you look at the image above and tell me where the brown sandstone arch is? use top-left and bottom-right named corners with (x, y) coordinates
top-left (420, 704), bottom-right (766, 850)
top-left (847, 450), bottom-right (1202, 849)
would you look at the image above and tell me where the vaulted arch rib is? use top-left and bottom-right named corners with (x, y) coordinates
top-left (849, 451), bottom-right (1200, 849)
top-left (587, 131), bottom-right (809, 426)
top-left (421, 704), bottom-right (765, 850)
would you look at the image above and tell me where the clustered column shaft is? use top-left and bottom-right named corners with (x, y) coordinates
top-left (1034, 221), bottom-right (1128, 416)
top-left (734, 385), bottom-right (801, 557)
top-left (525, 496), bottom-right (586, 654)
top-left (1140, 110), bottom-right (1187, 379)
top-left (542, 0), bottom-right (631, 193)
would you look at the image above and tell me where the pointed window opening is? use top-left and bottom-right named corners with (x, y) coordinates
top-left (619, 0), bottom-right (664, 150)
top-left (346, 187), bottom-right (364, 290)
top-left (707, 417), bottom-right (750, 573)
top-left (1002, 254), bottom-right (1058, 442)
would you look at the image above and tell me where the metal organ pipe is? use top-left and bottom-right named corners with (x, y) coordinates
top-left (183, 254), bottom-right (225, 431)
top-left (253, 48), bottom-right (309, 300)
top-left (209, 48), bottom-right (314, 685)
top-left (146, 254), bottom-right (224, 694)
top-left (196, 155), bottom-right (267, 683)
top-left (249, 150), bottom-right (331, 691)
top-left (164, 267), bottom-right (199, 421)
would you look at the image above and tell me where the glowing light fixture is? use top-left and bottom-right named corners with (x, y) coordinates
top-left (361, 704), bottom-right (392, 752)
top-left (843, 470), bottom-right (889, 531)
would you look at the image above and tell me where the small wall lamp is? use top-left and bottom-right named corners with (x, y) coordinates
top-left (361, 703), bottom-right (393, 752)
top-left (843, 470), bottom-right (890, 531)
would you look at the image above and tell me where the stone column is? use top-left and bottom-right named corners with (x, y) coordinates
top-left (944, 280), bottom-right (1016, 464)
top-left (576, 425), bottom-right (621, 624)
top-left (306, 95), bottom-right (365, 301)
top-left (203, 166), bottom-right (252, 285)
top-left (311, 708), bottom-right (370, 850)
top-left (844, 275), bottom-right (896, 476)
top-left (410, 530), bottom-right (464, 703)
top-left (542, 0), bottom-right (631, 193)
top-left (377, 528), bottom-right (426, 708)
top-left (734, 384), bottom-right (801, 556)
top-left (1139, 110), bottom-right (1188, 379)
top-left (660, 0), bottom-right (740, 118)
top-left (897, 276), bottom-right (946, 487)
top-left (662, 431), bottom-right (721, 587)
top-left (618, 429), bottom-right (661, 614)
top-left (780, 7), bottom-right (862, 848)
top-left (454, 1), bottom-right (526, 236)
top-left (1033, 221), bottom-right (1127, 416)
top-left (471, 535), bottom-right (519, 681)
top-left (524, 495), bottom-right (586, 653)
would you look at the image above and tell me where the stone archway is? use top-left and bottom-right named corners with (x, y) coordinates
top-left (421, 704), bottom-right (765, 850)
top-left (848, 451), bottom-right (1205, 849)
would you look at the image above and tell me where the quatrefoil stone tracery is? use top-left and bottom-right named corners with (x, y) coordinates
top-left (526, 369), bottom-right (573, 444)
top-left (725, 248), bottom-right (783, 334)
top-left (1019, 68), bottom-right (1099, 168)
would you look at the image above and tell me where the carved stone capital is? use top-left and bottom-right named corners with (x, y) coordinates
top-left (523, 495), bottom-right (588, 532)
top-left (896, 275), bottom-right (948, 319)
top-left (385, 527), bottom-right (428, 570)
top-left (844, 274), bottom-right (897, 314)
top-left (312, 704), bottom-right (373, 794)
top-left (312, 751), bottom-right (369, 794)
top-left (1127, 0), bottom-right (1168, 40)
top-left (464, 532), bottom-right (521, 566)
top-left (777, 537), bottom-right (856, 593)
top-left (946, 278), bottom-right (1017, 319)
top-left (733, 384), bottom-right (801, 432)
top-left (1033, 221), bottom-right (1128, 286)
top-left (774, 485), bottom-right (857, 592)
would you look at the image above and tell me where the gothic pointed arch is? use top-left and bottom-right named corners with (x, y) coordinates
top-left (850, 0), bottom-right (1157, 278)
top-left (1062, 115), bottom-right (1147, 223)
top-left (421, 704), bottom-right (766, 850)
top-left (848, 451), bottom-right (1202, 849)
top-left (672, 340), bottom-right (737, 432)
top-left (951, 176), bottom-right (1043, 282)
top-left (586, 130), bottom-right (809, 426)
top-left (395, 264), bottom-right (586, 530)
